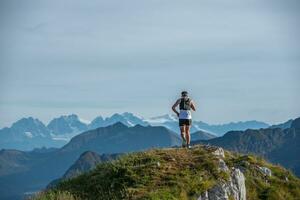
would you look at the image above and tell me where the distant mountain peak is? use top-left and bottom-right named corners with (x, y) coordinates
top-left (109, 122), bottom-right (128, 129)
top-left (110, 113), bottom-right (123, 118)
top-left (12, 117), bottom-right (44, 127)
top-left (47, 114), bottom-right (88, 135)
top-left (8, 117), bottom-right (50, 138)
top-left (121, 112), bottom-right (144, 119)
top-left (121, 112), bottom-right (133, 116)
top-left (133, 124), bottom-right (146, 128)
top-left (60, 114), bottom-right (79, 121)
top-left (91, 112), bottom-right (148, 128)
top-left (92, 116), bottom-right (104, 121)
top-left (291, 117), bottom-right (300, 129)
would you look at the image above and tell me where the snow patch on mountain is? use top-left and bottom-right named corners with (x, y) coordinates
top-left (51, 132), bottom-right (79, 141)
top-left (193, 124), bottom-right (215, 135)
top-left (24, 132), bottom-right (33, 138)
top-left (146, 114), bottom-right (176, 124)
top-left (78, 118), bottom-right (90, 125)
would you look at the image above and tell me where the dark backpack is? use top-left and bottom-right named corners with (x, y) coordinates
top-left (179, 98), bottom-right (191, 110)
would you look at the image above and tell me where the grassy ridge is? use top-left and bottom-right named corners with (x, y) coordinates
top-left (34, 145), bottom-right (300, 200)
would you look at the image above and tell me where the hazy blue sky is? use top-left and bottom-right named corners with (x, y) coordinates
top-left (0, 0), bottom-right (299, 127)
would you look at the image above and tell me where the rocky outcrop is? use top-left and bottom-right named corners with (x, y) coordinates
top-left (230, 168), bottom-right (246, 200)
top-left (211, 147), bottom-right (225, 159)
top-left (198, 168), bottom-right (246, 200)
top-left (258, 166), bottom-right (272, 177)
top-left (198, 147), bottom-right (246, 200)
top-left (218, 158), bottom-right (229, 172)
top-left (209, 146), bottom-right (228, 172)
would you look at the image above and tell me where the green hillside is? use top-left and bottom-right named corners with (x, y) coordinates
top-left (33, 145), bottom-right (300, 200)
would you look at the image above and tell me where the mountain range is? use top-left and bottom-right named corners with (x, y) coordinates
top-left (0, 116), bottom-right (299, 200)
top-left (0, 112), bottom-right (271, 151)
top-left (0, 117), bottom-right (66, 151)
top-left (193, 117), bottom-right (300, 177)
top-left (146, 114), bottom-right (270, 135)
top-left (0, 123), bottom-right (181, 200)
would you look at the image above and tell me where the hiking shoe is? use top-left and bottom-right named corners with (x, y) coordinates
top-left (187, 145), bottom-right (192, 149)
top-left (182, 138), bottom-right (187, 148)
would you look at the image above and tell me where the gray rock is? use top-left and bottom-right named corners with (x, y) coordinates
top-left (212, 147), bottom-right (225, 159)
top-left (157, 161), bottom-right (161, 167)
top-left (230, 168), bottom-right (246, 200)
top-left (285, 176), bottom-right (289, 182)
top-left (258, 166), bottom-right (272, 177)
top-left (198, 168), bottom-right (246, 200)
top-left (218, 159), bottom-right (229, 172)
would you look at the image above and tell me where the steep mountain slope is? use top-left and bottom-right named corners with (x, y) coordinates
top-left (194, 117), bottom-right (300, 177)
top-left (0, 123), bottom-right (181, 200)
top-left (47, 151), bottom-right (119, 188)
top-left (291, 118), bottom-right (300, 129)
top-left (191, 130), bottom-right (217, 141)
top-left (61, 151), bottom-right (118, 179)
top-left (35, 145), bottom-right (300, 200)
top-left (0, 149), bottom-right (32, 176)
top-left (269, 119), bottom-right (293, 129)
top-left (61, 122), bottom-right (181, 154)
top-left (0, 149), bottom-right (64, 200)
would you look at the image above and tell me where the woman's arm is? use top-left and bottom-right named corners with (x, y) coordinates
top-left (191, 100), bottom-right (196, 111)
top-left (172, 99), bottom-right (181, 117)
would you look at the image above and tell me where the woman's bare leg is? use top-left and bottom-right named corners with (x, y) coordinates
top-left (180, 126), bottom-right (186, 140)
top-left (185, 125), bottom-right (191, 145)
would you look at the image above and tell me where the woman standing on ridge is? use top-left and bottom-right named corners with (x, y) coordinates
top-left (172, 91), bottom-right (196, 149)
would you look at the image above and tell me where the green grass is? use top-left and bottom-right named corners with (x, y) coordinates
top-left (34, 145), bottom-right (300, 200)
top-left (225, 153), bottom-right (300, 200)
top-left (33, 191), bottom-right (78, 200)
